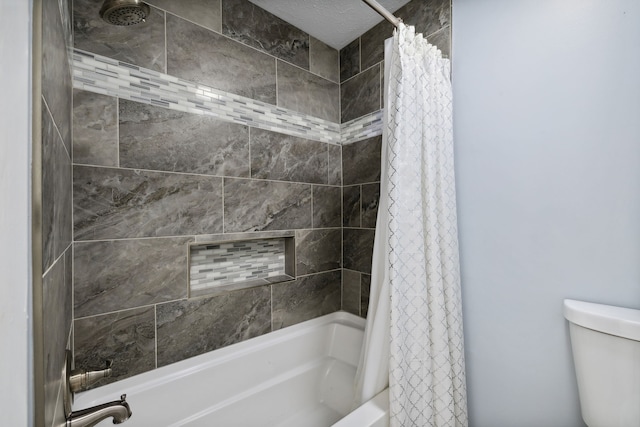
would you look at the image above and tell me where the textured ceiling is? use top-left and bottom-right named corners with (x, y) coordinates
top-left (247, 0), bottom-right (411, 50)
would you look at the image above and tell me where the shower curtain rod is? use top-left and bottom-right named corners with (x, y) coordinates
top-left (361, 0), bottom-right (402, 28)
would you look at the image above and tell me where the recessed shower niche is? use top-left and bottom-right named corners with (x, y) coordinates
top-left (189, 236), bottom-right (295, 297)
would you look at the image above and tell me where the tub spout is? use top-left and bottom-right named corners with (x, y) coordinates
top-left (66, 394), bottom-right (132, 427)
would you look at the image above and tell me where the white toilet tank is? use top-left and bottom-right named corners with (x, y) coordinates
top-left (564, 299), bottom-right (640, 427)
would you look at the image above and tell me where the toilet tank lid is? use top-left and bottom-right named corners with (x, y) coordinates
top-left (564, 299), bottom-right (640, 341)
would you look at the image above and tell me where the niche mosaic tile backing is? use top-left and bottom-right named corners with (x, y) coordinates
top-left (72, 49), bottom-right (383, 146)
top-left (190, 238), bottom-right (293, 296)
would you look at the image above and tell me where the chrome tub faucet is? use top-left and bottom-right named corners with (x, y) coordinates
top-left (66, 394), bottom-right (132, 427)
top-left (64, 351), bottom-right (132, 427)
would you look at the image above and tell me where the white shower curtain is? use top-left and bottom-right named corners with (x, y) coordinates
top-left (353, 24), bottom-right (468, 427)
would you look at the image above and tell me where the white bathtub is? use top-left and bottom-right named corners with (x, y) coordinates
top-left (73, 311), bottom-right (390, 427)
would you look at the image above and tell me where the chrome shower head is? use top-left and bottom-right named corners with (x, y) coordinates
top-left (100, 0), bottom-right (150, 26)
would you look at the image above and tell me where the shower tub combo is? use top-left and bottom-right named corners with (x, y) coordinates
top-left (73, 312), bottom-right (389, 427)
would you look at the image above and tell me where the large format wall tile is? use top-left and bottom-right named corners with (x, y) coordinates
top-left (277, 60), bottom-right (339, 123)
top-left (167, 14), bottom-right (276, 104)
top-left (60, 0), bottom-right (73, 49)
top-left (272, 270), bottom-right (341, 329)
top-left (72, 89), bottom-right (118, 167)
top-left (295, 229), bottom-right (341, 276)
top-left (42, 106), bottom-right (72, 272)
top-left (119, 100), bottom-right (250, 177)
top-left (342, 136), bottom-right (382, 185)
top-left (340, 38), bottom-right (360, 83)
top-left (343, 228), bottom-right (375, 274)
top-left (343, 185), bottom-right (361, 228)
top-left (156, 287), bottom-right (271, 366)
top-left (312, 186), bottom-right (341, 229)
top-left (397, 0), bottom-right (450, 42)
top-left (43, 0), bottom-right (72, 151)
top-left (42, 251), bottom-right (72, 427)
top-left (428, 26), bottom-right (451, 58)
top-left (73, 0), bottom-right (166, 72)
top-left (74, 237), bottom-right (193, 318)
top-left (328, 144), bottom-right (342, 186)
top-left (361, 274), bottom-right (371, 318)
top-left (310, 37), bottom-right (339, 83)
top-left (361, 183), bottom-right (380, 228)
top-left (74, 307), bottom-right (156, 387)
top-left (342, 269), bottom-right (360, 316)
top-left (73, 166), bottom-right (223, 240)
top-left (359, 20), bottom-right (394, 72)
top-left (224, 179), bottom-right (311, 232)
top-left (341, 65), bottom-right (380, 123)
top-left (250, 128), bottom-right (327, 184)
top-left (146, 0), bottom-right (222, 33)
top-left (223, 0), bottom-right (309, 70)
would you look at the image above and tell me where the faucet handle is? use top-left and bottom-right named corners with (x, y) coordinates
top-left (69, 359), bottom-right (114, 392)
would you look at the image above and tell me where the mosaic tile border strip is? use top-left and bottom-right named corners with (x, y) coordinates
top-left (340, 110), bottom-right (384, 145)
top-left (72, 49), bottom-right (342, 145)
top-left (72, 49), bottom-right (384, 146)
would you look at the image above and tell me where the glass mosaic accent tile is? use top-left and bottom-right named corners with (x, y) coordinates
top-left (190, 238), bottom-right (294, 296)
top-left (340, 110), bottom-right (384, 145)
top-left (72, 49), bottom-right (341, 144)
top-left (72, 49), bottom-right (383, 146)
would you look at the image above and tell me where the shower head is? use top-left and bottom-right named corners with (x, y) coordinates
top-left (100, 0), bottom-right (150, 26)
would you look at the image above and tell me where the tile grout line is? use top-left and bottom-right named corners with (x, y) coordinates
top-left (221, 177), bottom-right (225, 234)
top-left (154, 305), bottom-right (158, 369)
top-left (310, 184), bottom-right (314, 229)
top-left (248, 126), bottom-right (252, 178)
top-left (310, 186), bottom-right (314, 229)
top-left (73, 228), bottom-right (340, 245)
top-left (358, 37), bottom-right (362, 75)
top-left (359, 184), bottom-right (363, 227)
top-left (274, 58), bottom-right (279, 108)
top-left (164, 10), bottom-right (168, 74)
top-left (71, 162), bottom-right (345, 187)
top-left (270, 284), bottom-right (274, 333)
top-left (116, 96), bottom-right (120, 167)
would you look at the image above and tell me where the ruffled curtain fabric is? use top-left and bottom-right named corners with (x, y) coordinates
top-left (354, 23), bottom-right (468, 427)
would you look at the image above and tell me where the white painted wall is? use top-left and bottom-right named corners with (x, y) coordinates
top-left (0, 1), bottom-right (33, 425)
top-left (453, 0), bottom-right (640, 425)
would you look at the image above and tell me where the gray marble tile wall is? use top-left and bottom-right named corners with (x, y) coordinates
top-left (72, 0), bottom-right (339, 116)
top-left (72, 91), bottom-right (343, 386)
top-left (71, 0), bottom-right (343, 387)
top-left (341, 136), bottom-right (382, 318)
top-left (41, 0), bottom-right (74, 425)
top-left (339, 0), bottom-right (451, 123)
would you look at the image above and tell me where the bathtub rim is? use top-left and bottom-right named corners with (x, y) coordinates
top-left (331, 388), bottom-right (390, 427)
top-left (73, 310), bottom-right (365, 408)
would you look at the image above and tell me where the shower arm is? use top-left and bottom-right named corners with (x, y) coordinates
top-left (361, 0), bottom-right (402, 28)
